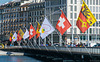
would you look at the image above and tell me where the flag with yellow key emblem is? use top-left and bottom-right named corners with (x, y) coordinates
top-left (76, 0), bottom-right (97, 33)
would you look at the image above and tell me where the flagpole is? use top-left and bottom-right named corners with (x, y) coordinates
top-left (72, 2), bottom-right (74, 44)
top-left (95, 21), bottom-right (98, 43)
top-left (24, 39), bottom-right (30, 48)
top-left (39, 20), bottom-right (41, 46)
top-left (87, 0), bottom-right (90, 47)
top-left (44, 1), bottom-right (46, 46)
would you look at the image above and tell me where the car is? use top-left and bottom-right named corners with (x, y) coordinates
top-left (93, 44), bottom-right (100, 47)
top-left (54, 43), bottom-right (60, 46)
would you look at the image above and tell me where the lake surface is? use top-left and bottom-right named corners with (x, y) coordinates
top-left (0, 56), bottom-right (42, 62)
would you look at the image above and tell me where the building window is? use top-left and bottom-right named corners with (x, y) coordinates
top-left (80, 36), bottom-right (82, 40)
top-left (46, 1), bottom-right (49, 6)
top-left (74, 28), bottom-right (76, 34)
top-left (74, 13), bottom-right (77, 19)
top-left (74, 6), bottom-right (77, 11)
top-left (75, 0), bottom-right (77, 4)
top-left (89, 36), bottom-right (92, 40)
top-left (90, 6), bottom-right (92, 12)
top-left (96, 14), bottom-right (98, 19)
top-left (87, 0), bottom-right (89, 4)
top-left (71, 0), bottom-right (73, 4)
top-left (99, 14), bottom-right (100, 19)
top-left (99, 29), bottom-right (100, 34)
top-left (93, 0), bottom-right (95, 5)
top-left (93, 6), bottom-right (95, 12)
top-left (51, 0), bottom-right (61, 5)
top-left (62, 0), bottom-right (66, 4)
top-left (96, 0), bottom-right (98, 5)
top-left (96, 21), bottom-right (98, 26)
top-left (70, 13), bottom-right (73, 19)
top-left (90, 28), bottom-right (92, 34)
top-left (93, 14), bottom-right (95, 17)
top-left (96, 28), bottom-right (98, 34)
top-left (83, 36), bottom-right (85, 40)
top-left (93, 28), bottom-right (95, 33)
top-left (70, 6), bottom-right (73, 11)
top-left (99, 0), bottom-right (100, 5)
top-left (96, 7), bottom-right (98, 12)
top-left (99, 21), bottom-right (100, 27)
top-left (90, 0), bottom-right (92, 5)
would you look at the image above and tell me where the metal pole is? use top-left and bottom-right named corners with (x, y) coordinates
top-left (38, 19), bottom-right (41, 46)
top-left (44, 1), bottom-right (46, 46)
top-left (39, 37), bottom-right (40, 46)
top-left (95, 22), bottom-right (98, 43)
top-left (87, 0), bottom-right (89, 47)
top-left (59, 34), bottom-right (62, 46)
top-left (72, 2), bottom-right (74, 44)
top-left (50, 1), bottom-right (53, 46)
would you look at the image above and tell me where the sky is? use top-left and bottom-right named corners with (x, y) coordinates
top-left (0, 0), bottom-right (12, 5)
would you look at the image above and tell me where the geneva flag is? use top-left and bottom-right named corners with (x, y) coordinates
top-left (36, 21), bottom-right (41, 39)
top-left (17, 31), bottom-right (22, 41)
top-left (56, 10), bottom-right (71, 35)
top-left (76, 0), bottom-right (97, 33)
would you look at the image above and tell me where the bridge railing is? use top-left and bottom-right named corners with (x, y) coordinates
top-left (35, 46), bottom-right (100, 55)
top-left (4, 46), bottom-right (100, 55)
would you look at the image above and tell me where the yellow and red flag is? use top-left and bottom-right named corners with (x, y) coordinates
top-left (17, 31), bottom-right (22, 41)
top-left (76, 0), bottom-right (97, 33)
top-left (19, 28), bottom-right (24, 38)
top-left (9, 36), bottom-right (12, 42)
top-left (9, 33), bottom-right (13, 42)
top-left (10, 33), bottom-right (13, 37)
top-left (36, 21), bottom-right (41, 39)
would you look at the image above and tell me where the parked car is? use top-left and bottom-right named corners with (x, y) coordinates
top-left (54, 43), bottom-right (60, 46)
top-left (93, 44), bottom-right (100, 47)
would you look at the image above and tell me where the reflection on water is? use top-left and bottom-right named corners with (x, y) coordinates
top-left (0, 56), bottom-right (41, 62)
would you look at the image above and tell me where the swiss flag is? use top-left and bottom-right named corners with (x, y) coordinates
top-left (29, 24), bottom-right (36, 40)
top-left (56, 10), bottom-right (71, 35)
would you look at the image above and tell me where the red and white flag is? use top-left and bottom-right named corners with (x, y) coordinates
top-left (29, 24), bottom-right (36, 40)
top-left (56, 10), bottom-right (71, 35)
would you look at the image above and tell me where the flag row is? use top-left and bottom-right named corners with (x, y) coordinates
top-left (9, 0), bottom-right (97, 42)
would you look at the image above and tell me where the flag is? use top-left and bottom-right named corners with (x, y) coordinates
top-left (18, 28), bottom-right (24, 38)
top-left (23, 28), bottom-right (29, 40)
top-left (17, 31), bottom-right (22, 41)
top-left (10, 33), bottom-right (13, 37)
top-left (39, 17), bottom-right (55, 39)
top-left (76, 0), bottom-right (97, 33)
top-left (36, 21), bottom-right (41, 39)
top-left (56, 10), bottom-right (71, 35)
top-left (9, 36), bottom-right (12, 42)
top-left (29, 24), bottom-right (36, 40)
top-left (12, 32), bottom-right (17, 42)
top-left (9, 33), bottom-right (13, 42)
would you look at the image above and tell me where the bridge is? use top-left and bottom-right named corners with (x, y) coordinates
top-left (1, 46), bottom-right (100, 61)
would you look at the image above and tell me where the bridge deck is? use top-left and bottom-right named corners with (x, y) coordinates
top-left (1, 46), bottom-right (100, 56)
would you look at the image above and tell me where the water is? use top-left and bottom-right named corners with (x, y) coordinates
top-left (0, 56), bottom-right (41, 62)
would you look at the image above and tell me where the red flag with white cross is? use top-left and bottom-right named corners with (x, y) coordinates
top-left (29, 24), bottom-right (36, 40)
top-left (56, 10), bottom-right (71, 35)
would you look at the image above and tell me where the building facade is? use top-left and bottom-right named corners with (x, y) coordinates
top-left (45, 0), bottom-right (100, 46)
top-left (0, 0), bottom-right (100, 46)
top-left (0, 7), bottom-right (3, 41)
top-left (0, 1), bottom-right (45, 42)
